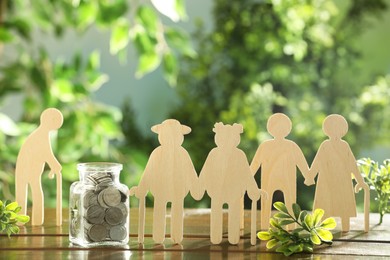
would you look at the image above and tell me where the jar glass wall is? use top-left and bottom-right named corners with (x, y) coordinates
top-left (69, 162), bottom-right (129, 247)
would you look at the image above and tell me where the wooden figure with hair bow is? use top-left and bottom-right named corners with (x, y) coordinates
top-left (198, 122), bottom-right (266, 245)
top-left (129, 119), bottom-right (202, 244)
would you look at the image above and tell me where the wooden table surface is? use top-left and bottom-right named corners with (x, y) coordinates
top-left (0, 208), bottom-right (389, 259)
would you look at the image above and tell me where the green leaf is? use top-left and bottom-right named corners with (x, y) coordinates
top-left (174, 0), bottom-right (187, 20)
top-left (110, 19), bottom-right (130, 55)
top-left (0, 113), bottom-right (20, 136)
top-left (310, 231), bottom-right (321, 245)
top-left (299, 211), bottom-right (308, 223)
top-left (279, 219), bottom-right (295, 226)
top-left (266, 239), bottom-right (278, 249)
top-left (0, 28), bottom-right (13, 42)
top-left (273, 212), bottom-right (291, 219)
top-left (15, 215), bottom-right (30, 223)
top-left (313, 208), bottom-right (324, 226)
top-left (304, 213), bottom-right (314, 228)
top-left (136, 52), bottom-right (160, 78)
top-left (5, 202), bottom-right (19, 211)
top-left (274, 202), bottom-right (289, 214)
top-left (292, 203), bottom-right (301, 219)
top-left (162, 51), bottom-right (178, 86)
top-left (165, 28), bottom-right (196, 58)
top-left (315, 228), bottom-right (333, 242)
top-left (257, 231), bottom-right (271, 240)
top-left (320, 217), bottom-right (337, 229)
top-left (270, 218), bottom-right (280, 228)
top-left (288, 244), bottom-right (303, 253)
top-left (136, 5), bottom-right (158, 34)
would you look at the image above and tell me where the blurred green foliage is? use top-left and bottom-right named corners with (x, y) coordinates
top-left (0, 0), bottom-right (191, 207)
top-left (170, 0), bottom-right (390, 209)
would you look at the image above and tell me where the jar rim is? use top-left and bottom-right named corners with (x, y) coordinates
top-left (77, 162), bottom-right (123, 172)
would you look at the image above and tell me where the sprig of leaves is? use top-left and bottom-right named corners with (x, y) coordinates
top-left (0, 200), bottom-right (30, 237)
top-left (358, 158), bottom-right (390, 224)
top-left (257, 202), bottom-right (336, 256)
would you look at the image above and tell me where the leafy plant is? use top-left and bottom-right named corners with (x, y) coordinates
top-left (257, 202), bottom-right (336, 256)
top-left (358, 158), bottom-right (390, 224)
top-left (0, 199), bottom-right (30, 237)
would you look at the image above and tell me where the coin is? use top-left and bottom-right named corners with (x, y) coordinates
top-left (83, 190), bottom-right (98, 208)
top-left (102, 187), bottom-right (122, 207)
top-left (116, 202), bottom-right (128, 217)
top-left (105, 207), bottom-right (124, 226)
top-left (87, 224), bottom-right (107, 242)
top-left (109, 225), bottom-right (127, 241)
top-left (85, 205), bottom-right (105, 224)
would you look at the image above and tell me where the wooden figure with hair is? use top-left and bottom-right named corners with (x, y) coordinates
top-left (15, 108), bottom-right (63, 226)
top-left (198, 122), bottom-right (266, 245)
top-left (305, 114), bottom-right (370, 232)
top-left (129, 119), bottom-right (202, 244)
top-left (250, 113), bottom-right (310, 230)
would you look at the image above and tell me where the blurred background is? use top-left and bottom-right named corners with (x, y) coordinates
top-left (0, 0), bottom-right (389, 212)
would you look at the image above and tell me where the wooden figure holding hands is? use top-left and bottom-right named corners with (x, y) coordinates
top-left (305, 114), bottom-right (370, 232)
top-left (129, 119), bottom-right (202, 244)
top-left (198, 122), bottom-right (265, 245)
top-left (15, 108), bottom-right (63, 226)
top-left (250, 113), bottom-right (310, 230)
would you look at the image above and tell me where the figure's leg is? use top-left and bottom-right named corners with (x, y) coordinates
top-left (170, 200), bottom-right (184, 244)
top-left (153, 200), bottom-right (167, 243)
top-left (15, 171), bottom-right (28, 216)
top-left (30, 176), bottom-right (44, 226)
top-left (210, 200), bottom-right (223, 244)
top-left (228, 199), bottom-right (241, 244)
top-left (341, 217), bottom-right (350, 232)
top-left (283, 187), bottom-right (297, 230)
top-left (260, 190), bottom-right (273, 230)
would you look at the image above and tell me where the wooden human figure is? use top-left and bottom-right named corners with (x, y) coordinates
top-left (250, 113), bottom-right (309, 230)
top-left (198, 122), bottom-right (264, 245)
top-left (305, 114), bottom-right (370, 232)
top-left (15, 108), bottom-right (63, 226)
top-left (129, 119), bottom-right (202, 244)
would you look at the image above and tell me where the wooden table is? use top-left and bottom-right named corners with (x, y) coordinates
top-left (1, 208), bottom-right (389, 259)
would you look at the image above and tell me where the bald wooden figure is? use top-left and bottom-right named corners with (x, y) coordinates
top-left (250, 113), bottom-right (309, 230)
top-left (15, 108), bottom-right (63, 226)
top-left (305, 114), bottom-right (370, 232)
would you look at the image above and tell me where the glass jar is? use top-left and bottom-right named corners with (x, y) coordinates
top-left (69, 162), bottom-right (129, 247)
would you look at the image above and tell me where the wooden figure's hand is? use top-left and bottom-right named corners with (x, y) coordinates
top-left (129, 186), bottom-right (138, 197)
top-left (355, 182), bottom-right (369, 193)
top-left (248, 188), bottom-right (261, 201)
top-left (48, 171), bottom-right (61, 180)
top-left (304, 177), bottom-right (315, 186)
top-left (260, 189), bottom-right (268, 201)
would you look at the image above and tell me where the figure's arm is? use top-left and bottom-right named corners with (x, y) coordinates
top-left (305, 144), bottom-right (323, 186)
top-left (294, 143), bottom-right (310, 179)
top-left (184, 151), bottom-right (204, 200)
top-left (250, 145), bottom-right (263, 176)
top-left (132, 150), bottom-right (156, 198)
top-left (346, 144), bottom-right (369, 192)
top-left (44, 137), bottom-right (62, 177)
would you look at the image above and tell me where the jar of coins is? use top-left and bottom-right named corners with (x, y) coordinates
top-left (69, 162), bottom-right (129, 247)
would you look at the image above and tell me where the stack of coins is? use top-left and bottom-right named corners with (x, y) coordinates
top-left (77, 172), bottom-right (129, 243)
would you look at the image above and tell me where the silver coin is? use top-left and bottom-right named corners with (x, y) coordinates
top-left (85, 205), bottom-right (105, 224)
top-left (105, 207), bottom-right (124, 226)
top-left (83, 190), bottom-right (98, 208)
top-left (116, 202), bottom-right (128, 217)
top-left (87, 224), bottom-right (107, 242)
top-left (109, 225), bottom-right (127, 241)
top-left (102, 187), bottom-right (122, 207)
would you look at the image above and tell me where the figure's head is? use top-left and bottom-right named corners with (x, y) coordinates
top-left (267, 113), bottom-right (291, 139)
top-left (213, 122), bottom-right (243, 148)
top-left (40, 108), bottom-right (63, 130)
top-left (151, 119), bottom-right (191, 146)
top-left (322, 114), bottom-right (348, 139)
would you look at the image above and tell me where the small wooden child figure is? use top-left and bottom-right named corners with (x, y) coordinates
top-left (198, 122), bottom-right (265, 245)
top-left (129, 119), bottom-right (202, 244)
top-left (250, 113), bottom-right (310, 230)
top-left (305, 114), bottom-right (370, 232)
top-left (15, 108), bottom-right (63, 226)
